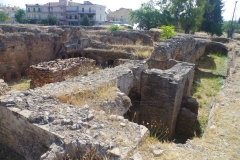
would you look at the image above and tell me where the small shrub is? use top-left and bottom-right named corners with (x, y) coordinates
top-left (108, 25), bottom-right (121, 31)
top-left (127, 26), bottom-right (133, 29)
top-left (160, 25), bottom-right (177, 41)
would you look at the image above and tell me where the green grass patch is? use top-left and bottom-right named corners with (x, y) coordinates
top-left (192, 53), bottom-right (228, 136)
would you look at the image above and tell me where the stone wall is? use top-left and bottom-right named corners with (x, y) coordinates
top-left (0, 25), bottom-right (83, 80)
top-left (140, 62), bottom-right (195, 138)
top-left (150, 35), bottom-right (207, 66)
top-left (0, 61), bottom-right (149, 160)
top-left (82, 30), bottom-right (155, 46)
top-left (29, 57), bottom-right (95, 88)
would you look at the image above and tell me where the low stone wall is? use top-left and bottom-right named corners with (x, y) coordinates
top-left (0, 25), bottom-right (83, 79)
top-left (150, 35), bottom-right (207, 65)
top-left (0, 61), bottom-right (149, 160)
top-left (82, 30), bottom-right (154, 46)
top-left (205, 42), bottom-right (228, 55)
top-left (29, 57), bottom-right (96, 88)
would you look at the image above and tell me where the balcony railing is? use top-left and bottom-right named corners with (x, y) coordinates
top-left (78, 10), bottom-right (96, 14)
top-left (27, 10), bottom-right (41, 12)
top-left (66, 10), bottom-right (96, 14)
top-left (66, 10), bottom-right (78, 13)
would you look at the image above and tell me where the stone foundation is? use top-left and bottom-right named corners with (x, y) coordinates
top-left (0, 61), bottom-right (149, 160)
top-left (139, 62), bottom-right (195, 138)
top-left (29, 57), bottom-right (95, 88)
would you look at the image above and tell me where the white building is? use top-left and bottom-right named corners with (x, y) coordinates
top-left (0, 3), bottom-right (20, 23)
top-left (25, 0), bottom-right (106, 25)
top-left (67, 1), bottom-right (106, 25)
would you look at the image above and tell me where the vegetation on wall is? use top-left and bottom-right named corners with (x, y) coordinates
top-left (160, 25), bottom-right (177, 40)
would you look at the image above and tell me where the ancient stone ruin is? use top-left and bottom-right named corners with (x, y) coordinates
top-left (0, 25), bottom-right (235, 159)
top-left (29, 57), bottom-right (96, 88)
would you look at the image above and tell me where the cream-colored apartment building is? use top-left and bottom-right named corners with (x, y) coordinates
top-left (108, 8), bottom-right (132, 25)
top-left (25, 0), bottom-right (106, 25)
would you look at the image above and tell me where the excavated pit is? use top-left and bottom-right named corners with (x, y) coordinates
top-left (0, 25), bottom-right (237, 159)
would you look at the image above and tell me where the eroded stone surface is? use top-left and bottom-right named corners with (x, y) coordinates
top-left (29, 57), bottom-right (95, 88)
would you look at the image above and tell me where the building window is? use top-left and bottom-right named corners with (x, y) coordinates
top-left (38, 8), bottom-right (40, 12)
top-left (75, 15), bottom-right (78, 19)
top-left (61, 13), bottom-right (63, 16)
top-left (89, 8), bottom-right (91, 13)
top-left (28, 8), bottom-right (30, 12)
top-left (82, 8), bottom-right (84, 13)
top-left (33, 8), bottom-right (35, 12)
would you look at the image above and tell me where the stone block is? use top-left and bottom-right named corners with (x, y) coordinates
top-left (175, 108), bottom-right (197, 137)
top-left (181, 97), bottom-right (199, 115)
top-left (140, 62), bottom-right (195, 139)
top-left (29, 57), bottom-right (96, 88)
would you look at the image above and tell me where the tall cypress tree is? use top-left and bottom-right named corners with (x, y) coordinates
top-left (201, 0), bottom-right (224, 36)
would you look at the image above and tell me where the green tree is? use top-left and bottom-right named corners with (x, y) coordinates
top-left (201, 0), bottom-right (224, 36)
top-left (168, 0), bottom-right (206, 33)
top-left (47, 14), bottom-right (59, 25)
top-left (130, 0), bottom-right (174, 30)
top-left (0, 13), bottom-right (8, 22)
top-left (41, 18), bottom-right (48, 25)
top-left (14, 9), bottom-right (26, 23)
top-left (222, 21), bottom-right (240, 34)
top-left (81, 14), bottom-right (90, 26)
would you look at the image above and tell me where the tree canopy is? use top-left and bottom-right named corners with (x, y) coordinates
top-left (129, 0), bottom-right (225, 35)
top-left (81, 14), bottom-right (90, 26)
top-left (14, 9), bottom-right (26, 23)
top-left (130, 0), bottom-right (174, 30)
top-left (169, 0), bottom-right (206, 33)
top-left (0, 13), bottom-right (8, 22)
top-left (222, 21), bottom-right (240, 34)
top-left (201, 0), bottom-right (224, 36)
top-left (47, 15), bottom-right (59, 25)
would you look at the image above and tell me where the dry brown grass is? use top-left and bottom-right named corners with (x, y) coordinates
top-left (7, 77), bottom-right (30, 91)
top-left (194, 31), bottom-right (209, 36)
top-left (55, 84), bottom-right (118, 109)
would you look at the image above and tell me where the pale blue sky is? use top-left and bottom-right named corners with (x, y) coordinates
top-left (0, 0), bottom-right (238, 20)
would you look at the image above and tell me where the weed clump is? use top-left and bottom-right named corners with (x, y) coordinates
top-left (160, 25), bottom-right (177, 41)
top-left (107, 25), bottom-right (121, 31)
